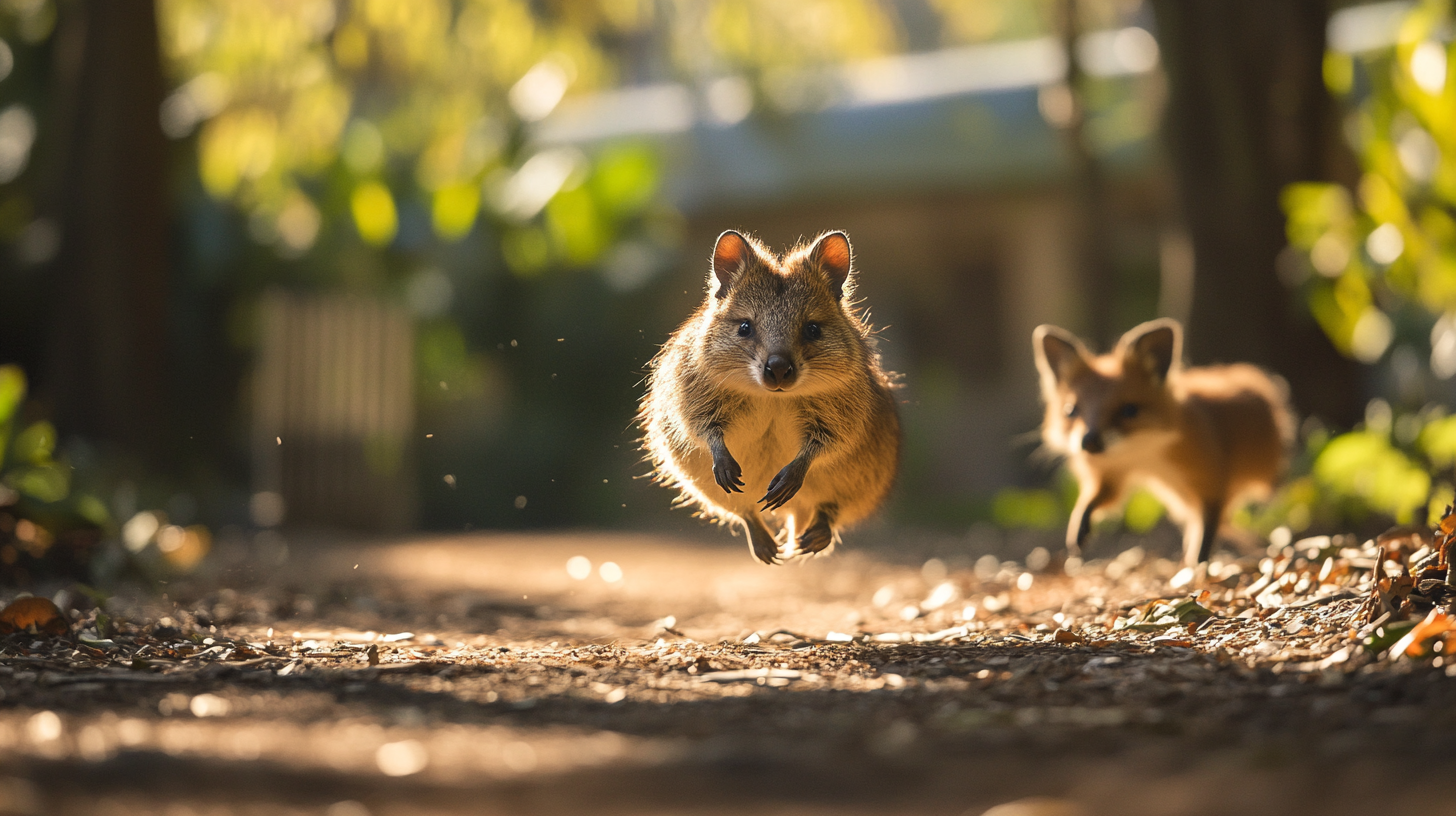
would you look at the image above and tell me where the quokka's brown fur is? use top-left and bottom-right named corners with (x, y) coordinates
top-left (1034, 318), bottom-right (1295, 568)
top-left (640, 230), bottom-right (901, 564)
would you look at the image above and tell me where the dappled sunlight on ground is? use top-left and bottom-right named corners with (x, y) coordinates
top-left (1, 529), bottom-right (1454, 815)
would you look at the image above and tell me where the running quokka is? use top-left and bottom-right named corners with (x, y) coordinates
top-left (1034, 318), bottom-right (1294, 568)
top-left (641, 230), bottom-right (900, 564)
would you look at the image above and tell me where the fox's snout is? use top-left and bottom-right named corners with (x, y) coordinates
top-left (1074, 424), bottom-right (1126, 455)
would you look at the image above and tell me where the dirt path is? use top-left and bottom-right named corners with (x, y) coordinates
top-left (1, 530), bottom-right (1453, 816)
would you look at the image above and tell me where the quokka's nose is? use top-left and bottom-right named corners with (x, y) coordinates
top-left (763, 354), bottom-right (796, 388)
top-left (1081, 430), bottom-right (1105, 454)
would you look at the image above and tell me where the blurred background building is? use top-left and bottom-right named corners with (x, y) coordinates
top-left (1, 0), bottom-right (1454, 579)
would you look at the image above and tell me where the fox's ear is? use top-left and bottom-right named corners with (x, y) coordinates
top-left (808, 231), bottom-right (852, 299)
top-left (711, 230), bottom-right (754, 298)
top-left (1121, 319), bottom-right (1181, 382)
top-left (1033, 325), bottom-right (1088, 386)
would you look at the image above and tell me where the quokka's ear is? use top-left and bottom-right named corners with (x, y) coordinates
top-left (1120, 318), bottom-right (1181, 382)
top-left (1033, 324), bottom-right (1089, 386)
top-left (808, 231), bottom-right (853, 299)
top-left (711, 230), bottom-right (754, 298)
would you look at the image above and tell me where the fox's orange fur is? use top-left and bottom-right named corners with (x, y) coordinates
top-left (1033, 319), bottom-right (1294, 567)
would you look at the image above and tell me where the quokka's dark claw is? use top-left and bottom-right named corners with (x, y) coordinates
top-left (746, 521), bottom-right (781, 564)
top-left (758, 463), bottom-right (805, 511)
top-left (797, 522), bottom-right (833, 555)
top-left (713, 452), bottom-right (744, 494)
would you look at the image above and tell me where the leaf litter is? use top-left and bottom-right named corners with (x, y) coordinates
top-left (2, 515), bottom-right (1456, 813)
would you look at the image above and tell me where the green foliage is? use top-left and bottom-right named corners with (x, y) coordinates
top-left (10, 420), bottom-right (54, 465)
top-left (989, 481), bottom-right (1164, 535)
top-left (0, 365), bottom-right (23, 425)
top-left (991, 488), bottom-right (1063, 530)
top-left (1281, 0), bottom-right (1456, 364)
top-left (1115, 594), bottom-right (1213, 632)
top-left (157, 0), bottom-right (669, 274)
top-left (1312, 429), bottom-right (1430, 523)
top-left (0, 365), bottom-right (196, 586)
top-left (1419, 413), bottom-right (1456, 466)
top-left (1121, 489), bottom-right (1164, 534)
top-left (8, 463), bottom-right (69, 505)
top-left (1243, 401), bottom-right (1456, 534)
top-left (0, 368), bottom-right (71, 506)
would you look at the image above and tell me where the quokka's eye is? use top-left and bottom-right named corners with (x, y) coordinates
top-left (1119, 403), bottom-right (1140, 419)
top-left (1064, 402), bottom-right (1079, 418)
top-left (737, 320), bottom-right (753, 337)
top-left (803, 322), bottom-right (822, 341)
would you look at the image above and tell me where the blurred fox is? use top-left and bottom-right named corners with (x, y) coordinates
top-left (1033, 318), bottom-right (1294, 568)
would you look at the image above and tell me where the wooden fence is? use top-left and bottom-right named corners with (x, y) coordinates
top-left (251, 291), bottom-right (416, 530)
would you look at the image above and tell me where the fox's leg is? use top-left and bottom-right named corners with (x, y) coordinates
top-left (1067, 481), bottom-right (1116, 559)
top-left (742, 511), bottom-right (781, 565)
top-left (796, 504), bottom-right (837, 556)
top-left (1182, 500), bottom-right (1223, 567)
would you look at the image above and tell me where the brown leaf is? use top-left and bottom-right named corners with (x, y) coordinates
top-left (0, 597), bottom-right (69, 636)
top-left (1389, 609), bottom-right (1455, 659)
top-left (1438, 504), bottom-right (1456, 538)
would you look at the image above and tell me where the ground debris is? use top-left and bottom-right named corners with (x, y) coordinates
top-left (3, 527), bottom-right (1456, 814)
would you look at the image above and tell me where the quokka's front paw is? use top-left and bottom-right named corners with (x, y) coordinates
top-left (712, 449), bottom-right (744, 494)
top-left (759, 460), bottom-right (807, 511)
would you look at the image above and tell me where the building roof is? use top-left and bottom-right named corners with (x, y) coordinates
top-left (532, 28), bottom-right (1163, 211)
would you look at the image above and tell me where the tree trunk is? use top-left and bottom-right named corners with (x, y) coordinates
top-left (1058, 0), bottom-right (1118, 350)
top-left (1151, 0), bottom-right (1362, 425)
top-left (42, 0), bottom-right (171, 460)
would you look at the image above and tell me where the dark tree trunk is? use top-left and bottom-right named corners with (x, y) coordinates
top-left (1150, 0), bottom-right (1362, 425)
top-left (1058, 0), bottom-right (1118, 350)
top-left (42, 0), bottom-right (171, 460)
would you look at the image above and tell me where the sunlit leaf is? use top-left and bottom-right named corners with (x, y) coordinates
top-left (545, 186), bottom-right (606, 265)
top-left (10, 420), bottom-right (55, 465)
top-left (0, 596), bottom-right (68, 636)
top-left (431, 183), bottom-right (480, 241)
top-left (591, 143), bottom-right (658, 217)
top-left (1389, 608), bottom-right (1455, 658)
top-left (0, 363), bottom-right (23, 426)
top-left (1283, 2), bottom-right (1456, 356)
top-left (1420, 414), bottom-right (1456, 467)
top-left (351, 181), bottom-right (398, 246)
top-left (7, 462), bottom-right (70, 503)
top-left (74, 493), bottom-right (112, 527)
top-left (1363, 619), bottom-right (1417, 653)
top-left (1314, 430), bottom-right (1431, 523)
top-left (1122, 489), bottom-right (1164, 533)
top-left (990, 488), bottom-right (1063, 530)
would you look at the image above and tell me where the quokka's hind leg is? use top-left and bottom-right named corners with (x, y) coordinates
top-left (796, 504), bottom-right (837, 556)
top-left (742, 511), bottom-right (781, 565)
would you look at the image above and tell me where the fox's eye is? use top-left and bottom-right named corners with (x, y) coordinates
top-left (737, 320), bottom-right (752, 337)
top-left (1119, 403), bottom-right (1140, 420)
top-left (803, 322), bottom-right (822, 341)
top-left (1064, 402), bottom-right (1078, 418)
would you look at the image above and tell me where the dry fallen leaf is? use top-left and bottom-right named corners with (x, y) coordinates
top-left (1389, 609), bottom-right (1455, 659)
top-left (0, 596), bottom-right (69, 636)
